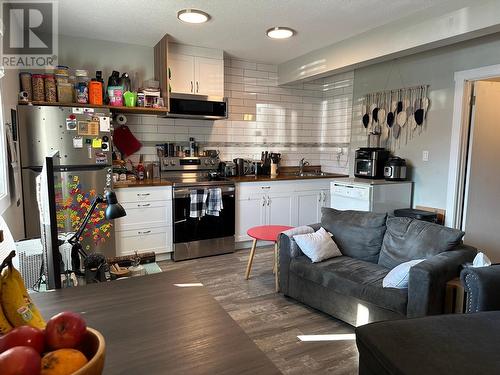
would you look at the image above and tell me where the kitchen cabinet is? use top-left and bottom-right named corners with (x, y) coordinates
top-left (114, 186), bottom-right (173, 256)
top-left (235, 179), bottom-right (333, 242)
top-left (153, 34), bottom-right (170, 112)
top-left (168, 43), bottom-right (224, 97)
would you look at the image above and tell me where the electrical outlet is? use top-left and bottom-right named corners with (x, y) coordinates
top-left (422, 150), bottom-right (429, 162)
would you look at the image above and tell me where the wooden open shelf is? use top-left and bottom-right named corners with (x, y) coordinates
top-left (18, 101), bottom-right (169, 115)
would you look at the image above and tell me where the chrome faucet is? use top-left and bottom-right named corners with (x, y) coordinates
top-left (299, 158), bottom-right (310, 175)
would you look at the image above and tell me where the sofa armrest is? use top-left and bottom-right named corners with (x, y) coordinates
top-left (407, 245), bottom-right (477, 318)
top-left (461, 265), bottom-right (500, 313)
top-left (278, 225), bottom-right (316, 294)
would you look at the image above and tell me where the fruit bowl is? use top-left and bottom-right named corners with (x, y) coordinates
top-left (72, 328), bottom-right (105, 375)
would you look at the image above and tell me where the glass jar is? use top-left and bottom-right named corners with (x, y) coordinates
top-left (57, 83), bottom-right (73, 103)
top-left (32, 74), bottom-right (45, 101)
top-left (74, 70), bottom-right (89, 104)
top-left (44, 74), bottom-right (57, 102)
top-left (19, 72), bottom-right (32, 100)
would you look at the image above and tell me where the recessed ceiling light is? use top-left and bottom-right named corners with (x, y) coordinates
top-left (266, 27), bottom-right (295, 39)
top-left (177, 9), bottom-right (210, 24)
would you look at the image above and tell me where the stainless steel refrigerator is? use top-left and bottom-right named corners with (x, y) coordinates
top-left (18, 105), bottom-right (115, 257)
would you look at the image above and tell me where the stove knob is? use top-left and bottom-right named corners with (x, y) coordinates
top-left (170, 159), bottom-right (176, 166)
top-left (210, 159), bottom-right (216, 166)
top-left (204, 159), bottom-right (209, 166)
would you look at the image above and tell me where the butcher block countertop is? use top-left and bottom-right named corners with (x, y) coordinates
top-left (113, 173), bottom-right (347, 188)
top-left (113, 178), bottom-right (173, 188)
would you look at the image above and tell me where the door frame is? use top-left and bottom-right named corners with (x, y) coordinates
top-left (446, 63), bottom-right (500, 228)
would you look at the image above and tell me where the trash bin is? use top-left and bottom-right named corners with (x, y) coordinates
top-left (394, 208), bottom-right (438, 223)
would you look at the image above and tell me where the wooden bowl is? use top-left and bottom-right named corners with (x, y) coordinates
top-left (73, 328), bottom-right (106, 375)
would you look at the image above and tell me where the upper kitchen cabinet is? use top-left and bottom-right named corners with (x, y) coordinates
top-left (168, 43), bottom-right (224, 97)
top-left (154, 34), bottom-right (170, 112)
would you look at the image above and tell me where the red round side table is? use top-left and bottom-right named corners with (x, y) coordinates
top-left (245, 225), bottom-right (293, 292)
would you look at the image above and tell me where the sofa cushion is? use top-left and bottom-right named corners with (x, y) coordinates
top-left (290, 255), bottom-right (408, 314)
top-left (321, 208), bottom-right (387, 263)
top-left (293, 227), bottom-right (342, 263)
top-left (378, 216), bottom-right (465, 269)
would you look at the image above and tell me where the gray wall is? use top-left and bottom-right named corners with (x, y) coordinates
top-left (351, 33), bottom-right (500, 211)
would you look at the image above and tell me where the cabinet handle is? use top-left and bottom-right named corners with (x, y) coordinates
top-left (318, 193), bottom-right (322, 202)
top-left (191, 81), bottom-right (193, 92)
top-left (196, 81), bottom-right (199, 93)
top-left (267, 196), bottom-right (270, 206)
top-left (261, 186), bottom-right (271, 189)
top-left (138, 230), bottom-right (151, 235)
top-left (262, 196), bottom-right (266, 206)
top-left (323, 192), bottom-right (327, 202)
top-left (137, 203), bottom-right (151, 207)
top-left (137, 193), bottom-right (150, 197)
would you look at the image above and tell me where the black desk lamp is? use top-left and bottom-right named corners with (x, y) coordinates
top-left (69, 190), bottom-right (126, 272)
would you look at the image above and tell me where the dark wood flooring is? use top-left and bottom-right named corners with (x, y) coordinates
top-left (160, 247), bottom-right (358, 375)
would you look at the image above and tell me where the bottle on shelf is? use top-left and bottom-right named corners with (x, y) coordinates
top-left (136, 155), bottom-right (145, 181)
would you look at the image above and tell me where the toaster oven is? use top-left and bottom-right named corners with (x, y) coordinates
top-left (354, 148), bottom-right (390, 179)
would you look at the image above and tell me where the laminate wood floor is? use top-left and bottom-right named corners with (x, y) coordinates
top-left (159, 247), bottom-right (358, 375)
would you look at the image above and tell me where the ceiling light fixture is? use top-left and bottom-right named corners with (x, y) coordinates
top-left (266, 27), bottom-right (295, 39)
top-left (177, 9), bottom-right (210, 24)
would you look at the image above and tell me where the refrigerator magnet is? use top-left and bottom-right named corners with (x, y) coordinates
top-left (66, 118), bottom-right (77, 130)
top-left (92, 138), bottom-right (102, 148)
top-left (72, 107), bottom-right (84, 114)
top-left (95, 152), bottom-right (107, 164)
top-left (78, 121), bottom-right (89, 135)
top-left (99, 116), bottom-right (110, 132)
top-left (87, 121), bottom-right (99, 136)
top-left (72, 136), bottom-right (83, 149)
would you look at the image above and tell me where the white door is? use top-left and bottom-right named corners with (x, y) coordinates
top-left (235, 195), bottom-right (266, 241)
top-left (296, 191), bottom-right (321, 226)
top-left (195, 57), bottom-right (224, 96)
top-left (169, 53), bottom-right (195, 94)
top-left (462, 80), bottom-right (500, 261)
top-left (266, 193), bottom-right (294, 226)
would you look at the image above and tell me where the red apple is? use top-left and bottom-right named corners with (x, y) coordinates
top-left (0, 326), bottom-right (45, 354)
top-left (45, 311), bottom-right (87, 350)
top-left (0, 346), bottom-right (41, 375)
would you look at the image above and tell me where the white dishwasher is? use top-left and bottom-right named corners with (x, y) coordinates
top-left (330, 178), bottom-right (412, 214)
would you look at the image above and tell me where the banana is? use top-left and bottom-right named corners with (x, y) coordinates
top-left (1, 265), bottom-right (46, 329)
top-left (0, 278), bottom-right (13, 334)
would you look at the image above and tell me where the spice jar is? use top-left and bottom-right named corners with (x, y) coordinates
top-left (19, 72), bottom-right (32, 101)
top-left (32, 74), bottom-right (45, 101)
top-left (88, 80), bottom-right (103, 105)
top-left (74, 69), bottom-right (89, 104)
top-left (44, 74), bottom-right (57, 102)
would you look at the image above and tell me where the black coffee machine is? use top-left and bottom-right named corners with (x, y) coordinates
top-left (354, 148), bottom-right (390, 179)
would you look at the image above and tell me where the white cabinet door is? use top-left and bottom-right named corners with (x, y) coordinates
top-left (115, 226), bottom-right (172, 256)
top-left (195, 57), bottom-right (224, 96)
top-left (266, 193), bottom-right (294, 226)
top-left (296, 191), bottom-right (321, 226)
top-left (236, 196), bottom-right (266, 242)
top-left (169, 53), bottom-right (195, 94)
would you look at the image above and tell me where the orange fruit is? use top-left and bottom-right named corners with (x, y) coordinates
top-left (41, 348), bottom-right (88, 375)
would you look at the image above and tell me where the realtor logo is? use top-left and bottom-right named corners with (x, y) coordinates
top-left (1, 1), bottom-right (58, 68)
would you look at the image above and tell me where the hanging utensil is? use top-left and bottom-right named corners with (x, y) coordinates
top-left (387, 91), bottom-right (395, 128)
top-left (414, 86), bottom-right (425, 126)
top-left (422, 85), bottom-right (430, 119)
top-left (396, 89), bottom-right (403, 113)
top-left (362, 95), bottom-right (370, 128)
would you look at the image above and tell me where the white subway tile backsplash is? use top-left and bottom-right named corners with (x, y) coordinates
top-left (125, 56), bottom-right (353, 175)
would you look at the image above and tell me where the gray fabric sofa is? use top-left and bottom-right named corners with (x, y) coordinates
top-left (279, 208), bottom-right (477, 326)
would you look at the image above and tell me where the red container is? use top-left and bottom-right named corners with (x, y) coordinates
top-left (89, 80), bottom-right (103, 105)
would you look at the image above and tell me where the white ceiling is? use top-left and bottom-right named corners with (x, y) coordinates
top-left (59, 0), bottom-right (461, 64)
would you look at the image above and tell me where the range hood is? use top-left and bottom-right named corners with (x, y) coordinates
top-left (165, 93), bottom-right (228, 120)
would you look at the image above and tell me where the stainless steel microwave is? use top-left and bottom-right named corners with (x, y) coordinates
top-left (166, 93), bottom-right (227, 120)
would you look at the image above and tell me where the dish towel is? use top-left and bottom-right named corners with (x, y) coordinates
top-left (207, 188), bottom-right (223, 216)
top-left (190, 189), bottom-right (208, 218)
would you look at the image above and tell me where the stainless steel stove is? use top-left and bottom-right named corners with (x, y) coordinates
top-left (160, 156), bottom-right (235, 261)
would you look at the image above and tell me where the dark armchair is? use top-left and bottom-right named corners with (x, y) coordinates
top-left (461, 264), bottom-right (500, 313)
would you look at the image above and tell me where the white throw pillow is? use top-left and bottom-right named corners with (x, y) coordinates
top-left (293, 227), bottom-right (342, 263)
top-left (383, 259), bottom-right (426, 289)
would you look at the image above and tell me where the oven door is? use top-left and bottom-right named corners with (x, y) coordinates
top-left (173, 185), bottom-right (235, 244)
top-left (354, 159), bottom-right (375, 177)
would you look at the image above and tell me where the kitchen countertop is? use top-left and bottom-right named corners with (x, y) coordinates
top-left (228, 173), bottom-right (348, 183)
top-left (113, 173), bottom-right (348, 188)
top-left (113, 178), bottom-right (173, 188)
